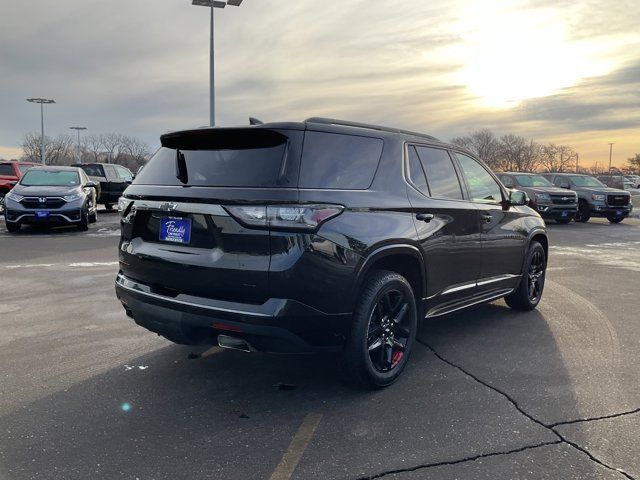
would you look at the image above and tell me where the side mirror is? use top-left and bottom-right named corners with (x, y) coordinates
top-left (509, 189), bottom-right (529, 206)
top-left (85, 181), bottom-right (97, 189)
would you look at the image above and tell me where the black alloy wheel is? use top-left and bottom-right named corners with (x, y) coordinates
top-left (505, 241), bottom-right (546, 311)
top-left (527, 249), bottom-right (545, 303)
top-left (342, 270), bottom-right (417, 388)
top-left (366, 288), bottom-right (412, 373)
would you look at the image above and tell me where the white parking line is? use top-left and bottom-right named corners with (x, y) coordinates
top-left (269, 413), bottom-right (322, 480)
top-left (4, 261), bottom-right (118, 269)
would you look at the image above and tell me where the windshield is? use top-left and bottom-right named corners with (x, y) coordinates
top-left (514, 174), bottom-right (552, 187)
top-left (21, 170), bottom-right (80, 186)
top-left (569, 175), bottom-right (605, 187)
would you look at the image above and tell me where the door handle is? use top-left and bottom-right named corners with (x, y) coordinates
top-left (482, 214), bottom-right (493, 223)
top-left (416, 213), bottom-right (435, 223)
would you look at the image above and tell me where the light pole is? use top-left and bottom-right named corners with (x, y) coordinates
top-left (191, 0), bottom-right (244, 126)
top-left (608, 143), bottom-right (614, 172)
top-left (69, 127), bottom-right (87, 163)
top-left (26, 98), bottom-right (56, 164)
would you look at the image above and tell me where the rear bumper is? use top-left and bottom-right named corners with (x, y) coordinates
top-left (115, 273), bottom-right (350, 353)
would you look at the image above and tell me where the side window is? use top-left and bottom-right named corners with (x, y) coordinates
top-left (115, 165), bottom-right (133, 181)
top-left (455, 153), bottom-right (503, 204)
top-left (552, 177), bottom-right (564, 187)
top-left (103, 165), bottom-right (117, 181)
top-left (415, 146), bottom-right (463, 200)
top-left (299, 132), bottom-right (383, 189)
top-left (406, 146), bottom-right (429, 194)
top-left (501, 175), bottom-right (515, 188)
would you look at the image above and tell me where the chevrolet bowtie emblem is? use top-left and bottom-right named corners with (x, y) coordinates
top-left (160, 202), bottom-right (178, 211)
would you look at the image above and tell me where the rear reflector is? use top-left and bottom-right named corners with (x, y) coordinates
top-left (212, 322), bottom-right (243, 332)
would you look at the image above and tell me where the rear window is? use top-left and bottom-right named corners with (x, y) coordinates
top-left (79, 165), bottom-right (105, 177)
top-left (0, 164), bottom-right (14, 176)
top-left (135, 129), bottom-right (301, 188)
top-left (299, 132), bottom-right (383, 189)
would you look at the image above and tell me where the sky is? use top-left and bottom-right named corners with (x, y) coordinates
top-left (0, 0), bottom-right (638, 167)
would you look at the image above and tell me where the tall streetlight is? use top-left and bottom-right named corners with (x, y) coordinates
top-left (69, 127), bottom-right (87, 163)
top-left (191, 0), bottom-right (244, 126)
top-left (608, 143), bottom-right (615, 172)
top-left (26, 98), bottom-right (56, 164)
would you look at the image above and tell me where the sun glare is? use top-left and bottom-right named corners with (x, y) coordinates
top-left (455, 3), bottom-right (610, 108)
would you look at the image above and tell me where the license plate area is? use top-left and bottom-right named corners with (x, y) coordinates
top-left (35, 210), bottom-right (50, 218)
top-left (159, 217), bottom-right (191, 244)
top-left (133, 211), bottom-right (216, 248)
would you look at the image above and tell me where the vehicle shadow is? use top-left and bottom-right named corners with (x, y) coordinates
top-left (0, 302), bottom-right (596, 480)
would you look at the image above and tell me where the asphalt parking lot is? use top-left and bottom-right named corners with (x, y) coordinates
top-left (1, 213), bottom-right (639, 480)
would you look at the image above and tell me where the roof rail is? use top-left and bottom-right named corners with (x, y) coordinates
top-left (305, 117), bottom-right (440, 142)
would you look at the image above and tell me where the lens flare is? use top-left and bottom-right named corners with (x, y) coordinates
top-left (121, 402), bottom-right (132, 412)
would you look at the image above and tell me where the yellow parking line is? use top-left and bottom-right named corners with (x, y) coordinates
top-left (269, 413), bottom-right (323, 480)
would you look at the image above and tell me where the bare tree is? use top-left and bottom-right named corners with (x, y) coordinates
top-left (539, 144), bottom-right (576, 173)
top-left (82, 134), bottom-right (104, 163)
top-left (497, 134), bottom-right (541, 172)
top-left (627, 153), bottom-right (640, 173)
top-left (21, 133), bottom-right (75, 165)
top-left (119, 136), bottom-right (151, 170)
top-left (450, 129), bottom-right (502, 170)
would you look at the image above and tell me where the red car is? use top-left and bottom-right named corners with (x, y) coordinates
top-left (0, 161), bottom-right (39, 213)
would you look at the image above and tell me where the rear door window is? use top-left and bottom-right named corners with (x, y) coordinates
top-left (115, 165), bottom-right (133, 181)
top-left (299, 132), bottom-right (383, 189)
top-left (415, 146), bottom-right (463, 200)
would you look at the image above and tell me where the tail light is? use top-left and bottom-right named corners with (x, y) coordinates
top-left (224, 204), bottom-right (344, 231)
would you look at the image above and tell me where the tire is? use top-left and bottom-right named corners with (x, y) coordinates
top-left (6, 221), bottom-right (20, 233)
top-left (77, 208), bottom-right (89, 231)
top-left (555, 218), bottom-right (572, 224)
top-left (607, 216), bottom-right (624, 224)
top-left (89, 208), bottom-right (98, 223)
top-left (0, 194), bottom-right (5, 215)
top-left (341, 270), bottom-right (417, 389)
top-left (505, 241), bottom-right (546, 311)
top-left (104, 203), bottom-right (113, 211)
top-left (574, 201), bottom-right (591, 223)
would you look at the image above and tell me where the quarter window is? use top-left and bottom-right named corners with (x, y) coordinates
top-left (406, 146), bottom-right (429, 194)
top-left (455, 153), bottom-right (503, 204)
top-left (415, 147), bottom-right (463, 200)
top-left (0, 164), bottom-right (14, 176)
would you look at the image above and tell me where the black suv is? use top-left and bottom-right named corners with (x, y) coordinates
top-left (73, 163), bottom-right (133, 210)
top-left (115, 118), bottom-right (548, 388)
top-left (542, 173), bottom-right (632, 223)
top-left (498, 172), bottom-right (578, 224)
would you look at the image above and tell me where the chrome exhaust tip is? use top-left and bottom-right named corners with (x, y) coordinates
top-left (217, 334), bottom-right (252, 353)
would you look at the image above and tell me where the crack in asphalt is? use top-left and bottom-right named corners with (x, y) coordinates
top-left (550, 407), bottom-right (640, 428)
top-left (357, 441), bottom-right (563, 480)
top-left (411, 339), bottom-right (636, 480)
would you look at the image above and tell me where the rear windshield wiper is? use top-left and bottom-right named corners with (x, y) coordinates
top-left (175, 149), bottom-right (188, 184)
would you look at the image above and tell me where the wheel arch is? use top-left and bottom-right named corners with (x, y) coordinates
top-left (353, 244), bottom-right (426, 310)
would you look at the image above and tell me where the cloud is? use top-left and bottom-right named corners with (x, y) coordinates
top-left (0, 0), bottom-right (638, 165)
